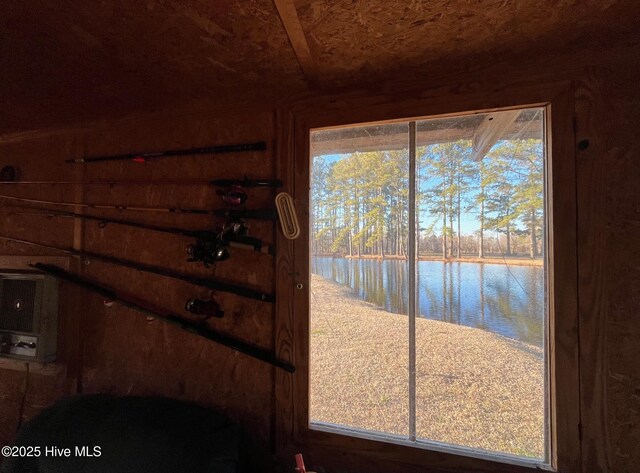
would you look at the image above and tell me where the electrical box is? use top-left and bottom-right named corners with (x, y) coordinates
top-left (0, 271), bottom-right (58, 362)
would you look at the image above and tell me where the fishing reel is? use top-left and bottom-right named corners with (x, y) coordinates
top-left (216, 184), bottom-right (248, 206)
top-left (186, 240), bottom-right (229, 267)
top-left (186, 220), bottom-right (249, 267)
top-left (219, 220), bottom-right (249, 239)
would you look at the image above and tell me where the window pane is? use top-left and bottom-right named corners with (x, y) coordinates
top-left (309, 108), bottom-right (549, 465)
top-left (415, 108), bottom-right (547, 459)
top-left (310, 122), bottom-right (410, 437)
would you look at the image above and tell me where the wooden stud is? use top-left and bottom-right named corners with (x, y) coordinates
top-left (273, 0), bottom-right (317, 86)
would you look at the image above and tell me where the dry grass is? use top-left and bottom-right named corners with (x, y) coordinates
top-left (310, 274), bottom-right (545, 459)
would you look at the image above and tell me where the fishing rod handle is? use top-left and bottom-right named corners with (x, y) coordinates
top-left (227, 241), bottom-right (275, 256)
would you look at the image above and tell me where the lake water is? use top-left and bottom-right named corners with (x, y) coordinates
top-left (311, 257), bottom-right (545, 347)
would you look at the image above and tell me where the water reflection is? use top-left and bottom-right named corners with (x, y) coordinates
top-left (312, 257), bottom-right (544, 347)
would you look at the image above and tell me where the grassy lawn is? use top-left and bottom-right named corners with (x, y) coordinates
top-left (310, 274), bottom-right (545, 459)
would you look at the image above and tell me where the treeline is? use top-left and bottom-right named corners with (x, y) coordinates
top-left (311, 138), bottom-right (544, 259)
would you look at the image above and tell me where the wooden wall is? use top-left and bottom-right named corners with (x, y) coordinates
top-left (0, 40), bottom-right (639, 473)
top-left (0, 108), bottom-right (279, 469)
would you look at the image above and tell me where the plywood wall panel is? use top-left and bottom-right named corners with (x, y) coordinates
top-left (0, 0), bottom-right (307, 134)
top-left (72, 109), bottom-right (279, 457)
top-left (0, 108), bottom-right (279, 471)
top-left (575, 68), bottom-right (611, 473)
top-left (583, 64), bottom-right (640, 473)
top-left (572, 60), bottom-right (640, 473)
top-left (0, 369), bottom-right (27, 449)
top-left (0, 138), bottom-right (87, 473)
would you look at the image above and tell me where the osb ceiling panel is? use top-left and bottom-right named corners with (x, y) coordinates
top-left (0, 0), bottom-right (306, 134)
top-left (1, 0), bottom-right (638, 134)
top-left (295, 0), bottom-right (640, 84)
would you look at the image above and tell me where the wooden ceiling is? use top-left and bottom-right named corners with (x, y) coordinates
top-left (294, 0), bottom-right (639, 84)
top-left (1, 0), bottom-right (637, 135)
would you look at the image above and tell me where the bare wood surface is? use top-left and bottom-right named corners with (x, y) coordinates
top-left (600, 64), bottom-right (640, 473)
top-left (575, 68), bottom-right (610, 473)
top-left (273, 0), bottom-right (317, 86)
top-left (73, 110), bottom-right (277, 471)
top-left (0, 137), bottom-right (78, 446)
top-left (0, 109), bottom-right (279, 470)
top-left (575, 62), bottom-right (640, 473)
top-left (2, 1), bottom-right (638, 135)
top-left (547, 89), bottom-right (581, 472)
top-left (0, 256), bottom-right (70, 270)
top-left (66, 148), bottom-right (85, 394)
top-left (0, 0), bottom-right (306, 134)
top-left (274, 108), bottom-right (297, 456)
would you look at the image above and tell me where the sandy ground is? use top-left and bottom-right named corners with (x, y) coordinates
top-left (309, 274), bottom-right (545, 459)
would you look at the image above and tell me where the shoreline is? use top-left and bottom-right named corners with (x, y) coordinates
top-left (313, 254), bottom-right (544, 267)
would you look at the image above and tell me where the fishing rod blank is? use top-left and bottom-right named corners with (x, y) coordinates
top-left (30, 263), bottom-right (293, 373)
top-left (65, 141), bottom-right (267, 164)
top-left (211, 178), bottom-right (282, 188)
top-left (0, 235), bottom-right (275, 302)
top-left (1, 206), bottom-right (275, 256)
top-left (0, 194), bottom-right (277, 219)
top-left (0, 177), bottom-right (283, 187)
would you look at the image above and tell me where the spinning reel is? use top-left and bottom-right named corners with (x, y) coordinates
top-left (186, 220), bottom-right (249, 267)
top-left (186, 240), bottom-right (229, 267)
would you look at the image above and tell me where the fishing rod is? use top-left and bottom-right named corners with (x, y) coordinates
top-left (211, 178), bottom-right (282, 188)
top-left (0, 177), bottom-right (283, 188)
top-left (0, 206), bottom-right (274, 260)
top-left (0, 235), bottom-right (275, 302)
top-left (212, 179), bottom-right (283, 206)
top-left (65, 141), bottom-right (267, 164)
top-left (0, 194), bottom-right (278, 219)
top-left (30, 263), bottom-right (294, 373)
